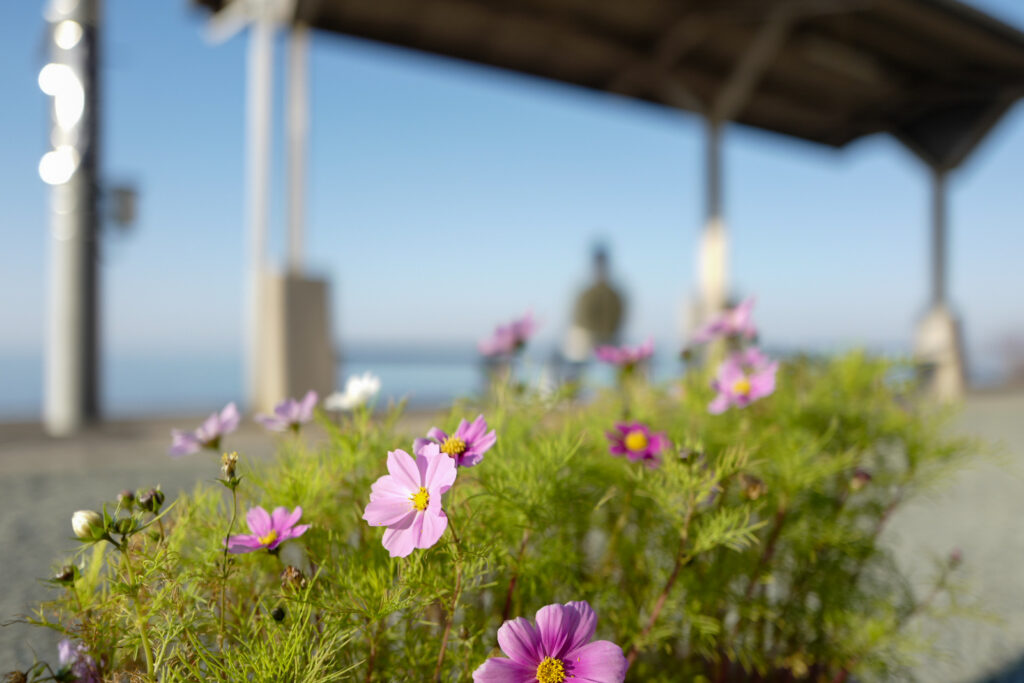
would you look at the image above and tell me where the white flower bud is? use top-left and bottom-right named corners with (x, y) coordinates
top-left (71, 510), bottom-right (103, 540)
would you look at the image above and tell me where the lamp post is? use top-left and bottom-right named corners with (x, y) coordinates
top-left (40, 0), bottom-right (101, 436)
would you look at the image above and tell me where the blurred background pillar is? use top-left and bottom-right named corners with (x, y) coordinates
top-left (257, 20), bottom-right (336, 409)
top-left (244, 2), bottom-right (274, 412)
top-left (42, 0), bottom-right (101, 436)
top-left (286, 22), bottom-right (308, 275)
top-left (696, 118), bottom-right (727, 325)
top-left (914, 167), bottom-right (966, 400)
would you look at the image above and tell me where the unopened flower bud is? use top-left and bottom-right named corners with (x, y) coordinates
top-left (740, 474), bottom-right (766, 500)
top-left (850, 468), bottom-right (872, 491)
top-left (4, 671), bottom-right (27, 683)
top-left (271, 606), bottom-right (286, 622)
top-left (280, 565), bottom-right (306, 592)
top-left (118, 489), bottom-right (135, 508)
top-left (221, 451), bottom-right (239, 480)
top-left (54, 566), bottom-right (76, 585)
top-left (115, 517), bottom-right (134, 535)
top-left (138, 488), bottom-right (165, 513)
top-left (949, 548), bottom-right (963, 568)
top-left (71, 510), bottom-right (103, 540)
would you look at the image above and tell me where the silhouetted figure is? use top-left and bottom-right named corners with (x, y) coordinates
top-left (563, 245), bottom-right (624, 365)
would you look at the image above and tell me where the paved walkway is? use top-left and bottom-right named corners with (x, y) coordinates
top-left (1, 397), bottom-right (1022, 680)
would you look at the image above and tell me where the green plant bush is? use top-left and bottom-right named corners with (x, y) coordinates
top-left (15, 352), bottom-right (976, 682)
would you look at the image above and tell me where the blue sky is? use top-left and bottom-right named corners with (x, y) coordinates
top-left (2, 0), bottom-right (1023, 371)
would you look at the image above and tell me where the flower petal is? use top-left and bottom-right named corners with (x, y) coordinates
top-left (381, 515), bottom-right (419, 558)
top-left (387, 449), bottom-right (421, 490)
top-left (422, 445), bottom-right (457, 491)
top-left (535, 602), bottom-right (579, 659)
top-left (219, 402), bottom-right (240, 433)
top-left (364, 495), bottom-right (415, 527)
top-left (562, 601), bottom-right (598, 653)
top-left (496, 616), bottom-right (543, 665)
top-left (472, 656), bottom-right (536, 683)
top-left (415, 509), bottom-right (448, 551)
top-left (226, 534), bottom-right (264, 554)
top-left (565, 640), bottom-right (629, 682)
top-left (271, 506), bottom-right (301, 531)
top-left (246, 506), bottom-right (272, 536)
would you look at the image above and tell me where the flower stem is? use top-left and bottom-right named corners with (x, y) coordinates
top-left (220, 485), bottom-right (239, 642)
top-left (121, 549), bottom-right (154, 678)
top-left (501, 529), bottom-right (531, 622)
top-left (627, 502), bottom-right (695, 665)
top-left (433, 519), bottom-right (464, 681)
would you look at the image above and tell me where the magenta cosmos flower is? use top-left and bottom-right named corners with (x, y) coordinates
top-left (413, 414), bottom-right (497, 468)
top-left (254, 390), bottom-right (317, 432)
top-left (708, 347), bottom-right (778, 414)
top-left (226, 505), bottom-right (310, 554)
top-left (362, 444), bottom-right (457, 558)
top-left (57, 639), bottom-right (100, 683)
top-left (479, 312), bottom-right (537, 356)
top-left (594, 337), bottom-right (654, 367)
top-left (168, 402), bottom-right (239, 456)
top-left (692, 297), bottom-right (756, 344)
top-left (473, 600), bottom-right (628, 683)
top-left (606, 422), bottom-right (670, 468)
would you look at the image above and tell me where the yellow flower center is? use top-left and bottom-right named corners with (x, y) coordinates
top-left (410, 487), bottom-right (429, 511)
top-left (258, 529), bottom-right (279, 546)
top-left (624, 429), bottom-right (648, 452)
top-left (536, 656), bottom-right (566, 683)
top-left (732, 376), bottom-right (752, 396)
top-left (440, 436), bottom-right (467, 456)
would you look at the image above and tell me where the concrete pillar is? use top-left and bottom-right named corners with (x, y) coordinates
top-left (42, 0), bottom-right (101, 435)
top-left (914, 167), bottom-right (966, 400)
top-left (696, 118), bottom-right (728, 324)
top-left (286, 23), bottom-right (309, 275)
top-left (245, 12), bottom-right (274, 410)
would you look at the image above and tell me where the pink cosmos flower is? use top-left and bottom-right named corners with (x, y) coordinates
top-left (362, 444), bottom-right (457, 558)
top-left (254, 390), bottom-right (317, 432)
top-left (472, 600), bottom-right (628, 683)
top-left (594, 337), bottom-right (654, 367)
top-left (708, 347), bottom-right (778, 414)
top-left (606, 422), bottom-right (670, 468)
top-left (413, 414), bottom-right (497, 468)
top-left (479, 312), bottom-right (537, 356)
top-left (692, 297), bottom-right (756, 344)
top-left (225, 506), bottom-right (310, 554)
top-left (168, 402), bottom-right (239, 456)
top-left (57, 639), bottom-right (100, 683)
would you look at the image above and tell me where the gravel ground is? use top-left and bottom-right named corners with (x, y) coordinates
top-left (1, 396), bottom-right (1022, 680)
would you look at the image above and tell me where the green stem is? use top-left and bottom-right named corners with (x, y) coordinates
top-left (433, 517), bottom-right (464, 681)
top-left (121, 549), bottom-right (154, 678)
top-left (220, 485), bottom-right (239, 642)
top-left (626, 500), bottom-right (695, 665)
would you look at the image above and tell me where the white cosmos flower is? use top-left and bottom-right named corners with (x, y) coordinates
top-left (324, 372), bottom-right (381, 411)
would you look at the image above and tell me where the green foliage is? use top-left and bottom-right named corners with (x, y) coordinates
top-left (19, 352), bottom-right (979, 681)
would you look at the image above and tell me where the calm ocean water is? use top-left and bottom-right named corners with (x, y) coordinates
top-left (0, 345), bottom-right (1006, 421)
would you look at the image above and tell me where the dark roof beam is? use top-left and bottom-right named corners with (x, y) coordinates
top-left (710, 1), bottom-right (800, 122)
top-left (607, 12), bottom-right (712, 112)
top-left (885, 0), bottom-right (1024, 68)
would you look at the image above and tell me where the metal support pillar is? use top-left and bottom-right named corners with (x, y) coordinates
top-left (697, 118), bottom-right (727, 321)
top-left (914, 166), bottom-right (965, 400)
top-left (930, 168), bottom-right (947, 307)
top-left (286, 23), bottom-right (308, 275)
top-left (43, 0), bottom-right (101, 435)
top-left (245, 10), bottom-right (274, 410)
